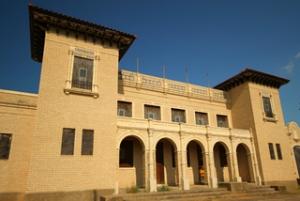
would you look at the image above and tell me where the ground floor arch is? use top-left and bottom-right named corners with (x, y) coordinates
top-left (119, 135), bottom-right (145, 187)
top-left (155, 138), bottom-right (178, 186)
top-left (186, 140), bottom-right (207, 185)
top-left (236, 143), bottom-right (254, 182)
top-left (213, 142), bottom-right (231, 183)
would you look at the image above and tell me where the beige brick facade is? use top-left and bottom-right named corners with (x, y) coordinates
top-left (0, 5), bottom-right (300, 201)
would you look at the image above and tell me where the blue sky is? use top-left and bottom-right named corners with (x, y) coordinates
top-left (0, 0), bottom-right (299, 124)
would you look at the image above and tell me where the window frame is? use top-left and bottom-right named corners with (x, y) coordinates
top-left (117, 101), bottom-right (132, 117)
top-left (268, 143), bottom-right (276, 160)
top-left (195, 112), bottom-right (209, 126)
top-left (262, 96), bottom-right (274, 118)
top-left (276, 143), bottom-right (283, 160)
top-left (216, 114), bottom-right (229, 128)
top-left (64, 47), bottom-right (99, 98)
top-left (0, 133), bottom-right (12, 160)
top-left (81, 129), bottom-right (94, 155)
top-left (171, 108), bottom-right (186, 123)
top-left (61, 128), bottom-right (75, 155)
top-left (144, 104), bottom-right (161, 120)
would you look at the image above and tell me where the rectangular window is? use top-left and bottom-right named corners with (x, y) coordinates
top-left (144, 105), bottom-right (161, 120)
top-left (0, 133), bottom-right (12, 159)
top-left (171, 108), bottom-right (186, 123)
top-left (72, 56), bottom-right (93, 90)
top-left (268, 143), bottom-right (275, 160)
top-left (276, 143), bottom-right (283, 160)
top-left (119, 140), bottom-right (133, 167)
top-left (217, 115), bottom-right (229, 128)
top-left (117, 101), bottom-right (132, 117)
top-left (61, 128), bottom-right (75, 155)
top-left (195, 112), bottom-right (209, 125)
top-left (262, 97), bottom-right (274, 118)
top-left (81, 129), bottom-right (94, 155)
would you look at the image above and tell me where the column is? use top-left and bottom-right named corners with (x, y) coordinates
top-left (229, 136), bottom-right (242, 182)
top-left (178, 129), bottom-right (190, 190)
top-left (250, 138), bottom-right (262, 185)
top-left (147, 128), bottom-right (157, 192)
top-left (206, 133), bottom-right (218, 188)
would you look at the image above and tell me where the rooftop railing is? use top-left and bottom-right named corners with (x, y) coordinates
top-left (118, 70), bottom-right (229, 103)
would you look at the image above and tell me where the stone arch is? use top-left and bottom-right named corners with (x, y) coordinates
top-left (213, 141), bottom-right (231, 183)
top-left (155, 137), bottom-right (178, 186)
top-left (118, 135), bottom-right (145, 188)
top-left (186, 140), bottom-right (207, 185)
top-left (236, 143), bottom-right (254, 182)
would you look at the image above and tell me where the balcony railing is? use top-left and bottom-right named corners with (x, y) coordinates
top-left (118, 70), bottom-right (229, 103)
top-left (117, 117), bottom-right (251, 138)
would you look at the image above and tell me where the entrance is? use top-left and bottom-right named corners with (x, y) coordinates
top-left (213, 142), bottom-right (231, 183)
top-left (156, 142), bottom-right (164, 184)
top-left (236, 144), bottom-right (253, 182)
top-left (155, 138), bottom-right (178, 185)
top-left (186, 140), bottom-right (206, 184)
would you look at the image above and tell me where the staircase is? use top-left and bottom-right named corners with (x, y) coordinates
top-left (102, 184), bottom-right (299, 201)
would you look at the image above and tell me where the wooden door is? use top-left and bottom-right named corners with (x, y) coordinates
top-left (156, 142), bottom-right (164, 184)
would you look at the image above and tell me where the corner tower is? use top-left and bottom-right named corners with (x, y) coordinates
top-left (215, 69), bottom-right (298, 189)
top-left (27, 5), bottom-right (135, 194)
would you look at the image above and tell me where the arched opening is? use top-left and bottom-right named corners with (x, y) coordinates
top-left (119, 136), bottom-right (145, 188)
top-left (155, 138), bottom-right (178, 186)
top-left (186, 140), bottom-right (207, 185)
top-left (236, 144), bottom-right (254, 182)
top-left (213, 142), bottom-right (231, 183)
top-left (293, 146), bottom-right (300, 179)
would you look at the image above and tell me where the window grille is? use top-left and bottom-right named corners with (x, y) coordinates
top-left (195, 112), bottom-right (208, 125)
top-left (82, 129), bottom-right (94, 155)
top-left (72, 56), bottom-right (93, 90)
top-left (61, 128), bottom-right (75, 155)
top-left (171, 108), bottom-right (186, 123)
top-left (217, 115), bottom-right (228, 128)
top-left (262, 97), bottom-right (274, 118)
top-left (0, 133), bottom-right (12, 159)
top-left (144, 105), bottom-right (161, 120)
top-left (117, 101), bottom-right (132, 117)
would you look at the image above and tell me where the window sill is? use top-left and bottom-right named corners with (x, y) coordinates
top-left (263, 116), bottom-right (277, 123)
top-left (64, 88), bottom-right (99, 98)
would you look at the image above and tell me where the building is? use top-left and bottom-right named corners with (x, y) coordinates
top-left (1, 5), bottom-right (300, 201)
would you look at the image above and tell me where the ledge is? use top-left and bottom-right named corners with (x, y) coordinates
top-left (263, 116), bottom-right (277, 123)
top-left (64, 88), bottom-right (99, 98)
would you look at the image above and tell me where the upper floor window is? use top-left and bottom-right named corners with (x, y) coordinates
top-left (262, 96), bottom-right (274, 118)
top-left (144, 105), bottom-right (161, 120)
top-left (217, 115), bottom-right (228, 128)
top-left (0, 133), bottom-right (12, 159)
top-left (171, 108), bottom-right (186, 123)
top-left (61, 128), bottom-right (75, 155)
top-left (195, 112), bottom-right (208, 125)
top-left (276, 143), bottom-right (283, 160)
top-left (72, 56), bottom-right (93, 90)
top-left (268, 143), bottom-right (275, 160)
top-left (81, 129), bottom-right (94, 155)
top-left (118, 101), bottom-right (132, 117)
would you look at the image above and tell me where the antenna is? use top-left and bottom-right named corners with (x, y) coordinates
top-left (185, 66), bottom-right (189, 83)
top-left (206, 72), bottom-right (210, 87)
top-left (136, 57), bottom-right (139, 74)
top-left (163, 65), bottom-right (166, 79)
